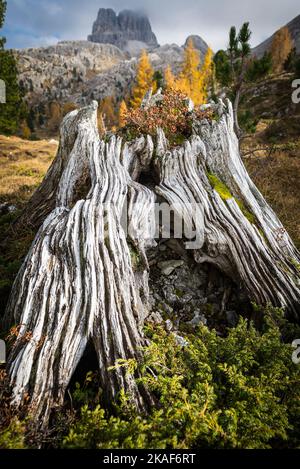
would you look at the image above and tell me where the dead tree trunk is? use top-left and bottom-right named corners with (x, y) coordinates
top-left (3, 96), bottom-right (300, 425)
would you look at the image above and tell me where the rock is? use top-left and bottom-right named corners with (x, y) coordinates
top-left (0, 203), bottom-right (17, 216)
top-left (187, 310), bottom-right (207, 327)
top-left (147, 312), bottom-right (164, 324)
top-left (158, 260), bottom-right (184, 276)
top-left (165, 320), bottom-right (174, 332)
top-left (173, 333), bottom-right (189, 348)
top-left (226, 311), bottom-right (239, 327)
top-left (184, 35), bottom-right (209, 58)
top-left (88, 8), bottom-right (158, 50)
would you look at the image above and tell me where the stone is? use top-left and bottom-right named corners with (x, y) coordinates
top-left (147, 312), bottom-right (164, 324)
top-left (165, 320), bottom-right (174, 332)
top-left (184, 35), bottom-right (209, 58)
top-left (158, 260), bottom-right (184, 276)
top-left (188, 310), bottom-right (208, 327)
top-left (88, 9), bottom-right (158, 50)
top-left (226, 311), bottom-right (239, 327)
top-left (173, 334), bottom-right (189, 348)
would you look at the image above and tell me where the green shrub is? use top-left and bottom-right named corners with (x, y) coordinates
top-left (63, 307), bottom-right (300, 449)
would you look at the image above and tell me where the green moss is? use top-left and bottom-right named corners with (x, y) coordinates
top-left (207, 173), bottom-right (233, 201)
top-left (207, 172), bottom-right (257, 225)
top-left (290, 258), bottom-right (300, 273)
top-left (128, 243), bottom-right (142, 271)
top-left (236, 200), bottom-right (257, 225)
top-left (175, 289), bottom-right (184, 298)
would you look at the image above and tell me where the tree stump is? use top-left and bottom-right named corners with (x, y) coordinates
top-left (3, 96), bottom-right (300, 425)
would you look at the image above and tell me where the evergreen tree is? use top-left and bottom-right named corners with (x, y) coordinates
top-left (0, 0), bottom-right (6, 49)
top-left (131, 50), bottom-right (155, 108)
top-left (213, 50), bottom-right (232, 87)
top-left (0, 0), bottom-right (22, 135)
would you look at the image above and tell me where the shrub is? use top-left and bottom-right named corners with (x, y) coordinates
top-left (120, 89), bottom-right (213, 146)
top-left (63, 306), bottom-right (300, 449)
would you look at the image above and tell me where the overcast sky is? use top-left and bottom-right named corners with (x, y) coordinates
top-left (2, 0), bottom-right (300, 51)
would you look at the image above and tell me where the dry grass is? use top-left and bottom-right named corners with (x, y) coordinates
top-left (244, 145), bottom-right (300, 249)
top-left (0, 135), bottom-right (57, 206)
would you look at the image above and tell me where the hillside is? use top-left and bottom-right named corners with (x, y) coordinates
top-left (240, 72), bottom-right (300, 248)
top-left (253, 14), bottom-right (300, 57)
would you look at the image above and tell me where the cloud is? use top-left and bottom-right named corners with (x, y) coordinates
top-left (2, 0), bottom-right (300, 50)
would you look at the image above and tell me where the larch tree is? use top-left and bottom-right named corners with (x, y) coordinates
top-left (270, 26), bottom-right (293, 72)
top-left (164, 65), bottom-right (176, 90)
top-left (201, 47), bottom-right (214, 95)
top-left (177, 38), bottom-right (205, 105)
top-left (131, 50), bottom-right (155, 108)
top-left (100, 95), bottom-right (117, 130)
top-left (118, 100), bottom-right (128, 128)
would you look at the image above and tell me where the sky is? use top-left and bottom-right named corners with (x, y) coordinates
top-left (1, 0), bottom-right (300, 51)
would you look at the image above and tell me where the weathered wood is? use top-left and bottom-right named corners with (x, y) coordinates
top-left (3, 95), bottom-right (300, 425)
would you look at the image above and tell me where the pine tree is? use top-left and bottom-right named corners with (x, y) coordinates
top-left (0, 0), bottom-right (6, 49)
top-left (271, 27), bottom-right (294, 72)
top-left (131, 50), bottom-right (155, 108)
top-left (118, 100), bottom-right (128, 128)
top-left (0, 0), bottom-right (22, 135)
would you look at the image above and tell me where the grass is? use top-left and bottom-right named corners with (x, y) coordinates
top-left (0, 135), bottom-right (57, 206)
top-left (0, 135), bottom-right (57, 319)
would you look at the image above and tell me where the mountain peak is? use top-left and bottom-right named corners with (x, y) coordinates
top-left (88, 8), bottom-right (158, 50)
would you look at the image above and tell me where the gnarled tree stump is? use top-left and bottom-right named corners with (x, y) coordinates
top-left (3, 96), bottom-right (300, 425)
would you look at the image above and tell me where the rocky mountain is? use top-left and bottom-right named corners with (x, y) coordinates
top-left (16, 41), bottom-right (126, 105)
top-left (252, 14), bottom-right (300, 57)
top-left (184, 35), bottom-right (209, 58)
top-left (88, 8), bottom-right (158, 50)
top-left (15, 40), bottom-right (187, 112)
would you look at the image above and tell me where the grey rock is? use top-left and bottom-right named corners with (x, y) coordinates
top-left (184, 35), bottom-right (209, 58)
top-left (88, 8), bottom-right (158, 50)
top-left (226, 311), bottom-right (239, 327)
top-left (158, 260), bottom-right (184, 276)
top-left (188, 310), bottom-right (207, 327)
top-left (165, 320), bottom-right (174, 332)
top-left (173, 333), bottom-right (189, 348)
top-left (147, 312), bottom-right (164, 324)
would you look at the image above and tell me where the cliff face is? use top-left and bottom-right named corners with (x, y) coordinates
top-left (88, 8), bottom-right (158, 49)
top-left (252, 14), bottom-right (300, 57)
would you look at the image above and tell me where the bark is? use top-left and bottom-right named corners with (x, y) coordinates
top-left (3, 95), bottom-right (300, 426)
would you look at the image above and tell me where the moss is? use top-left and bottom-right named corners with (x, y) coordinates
top-left (236, 200), bottom-right (257, 225)
top-left (290, 258), bottom-right (300, 273)
top-left (207, 173), bottom-right (257, 225)
top-left (175, 289), bottom-right (184, 298)
top-left (128, 243), bottom-right (142, 271)
top-left (207, 173), bottom-right (233, 201)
